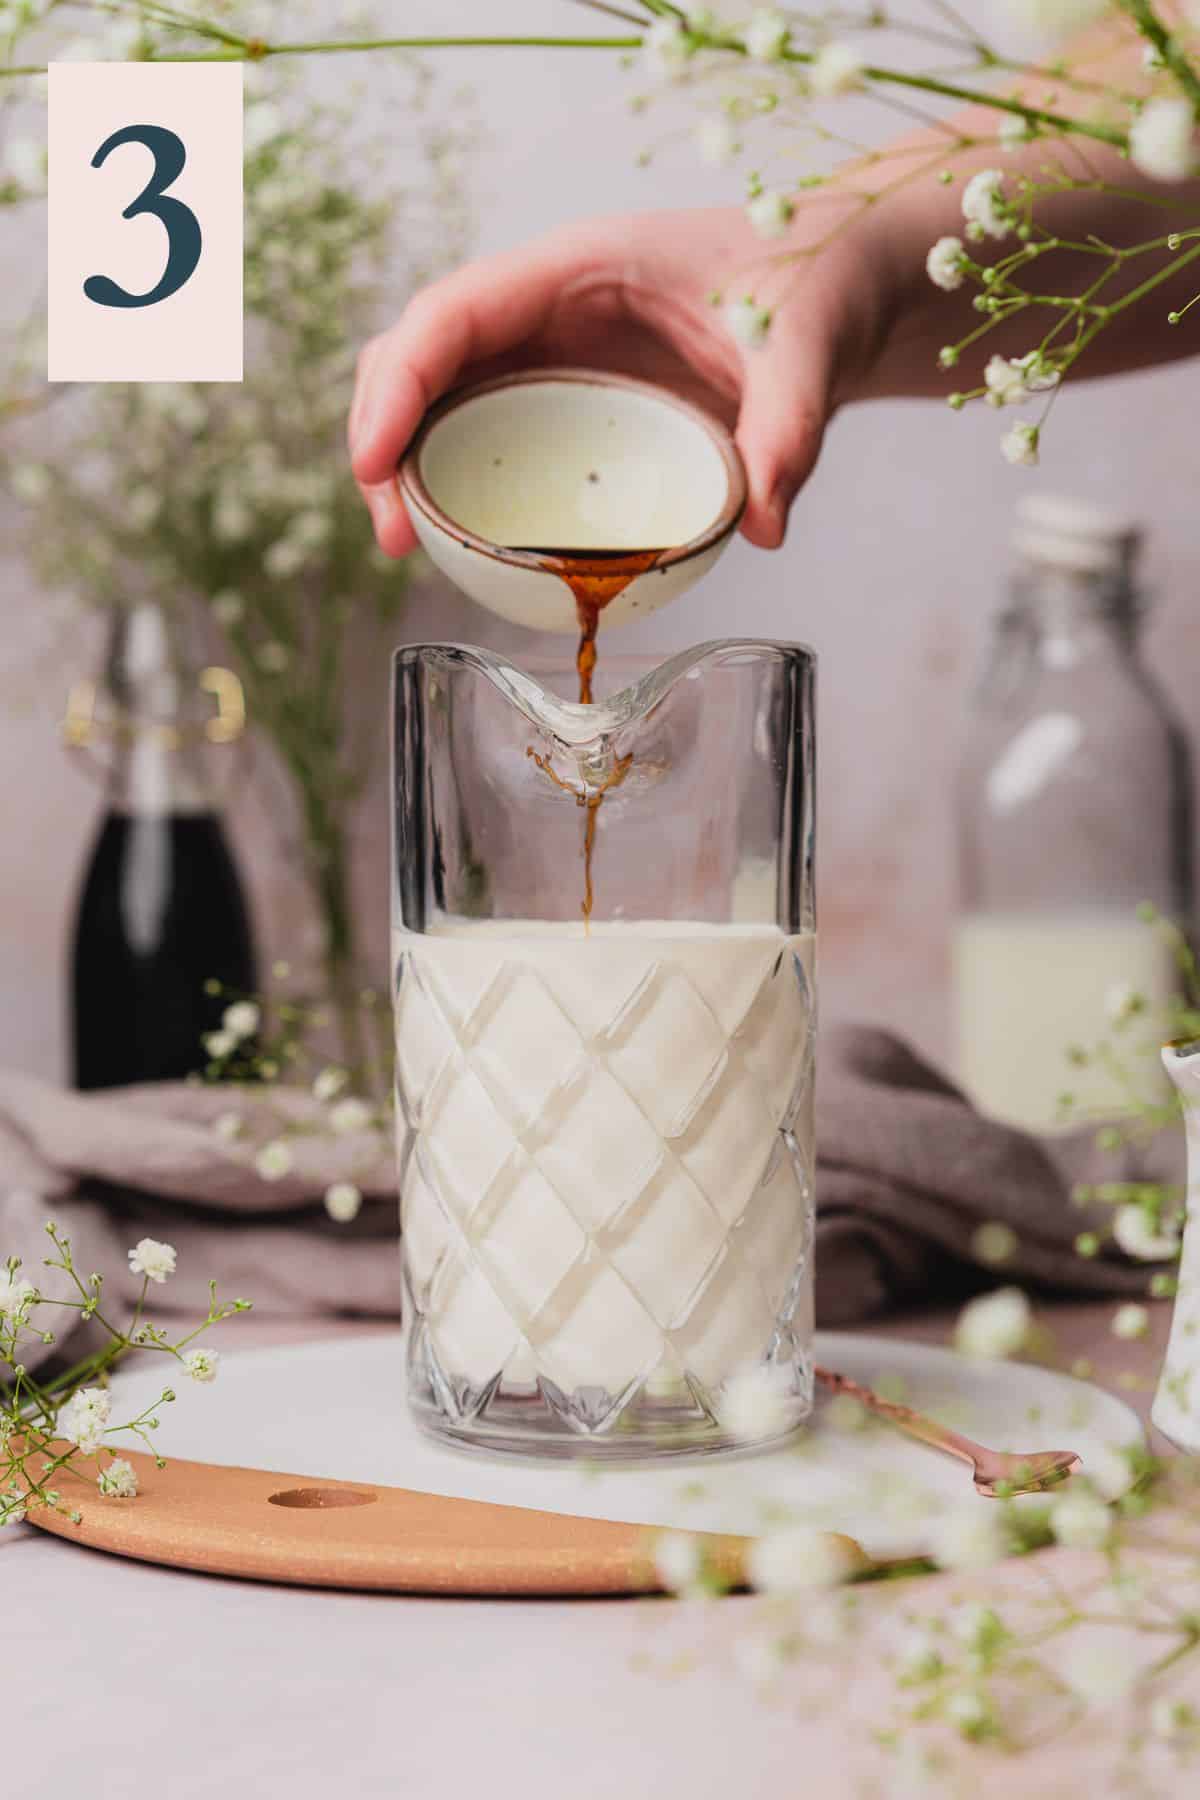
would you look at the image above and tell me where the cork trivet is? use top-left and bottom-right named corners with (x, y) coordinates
top-left (23, 1445), bottom-right (872, 1595)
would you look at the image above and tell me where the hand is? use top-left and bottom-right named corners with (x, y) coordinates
top-left (348, 204), bottom-right (892, 555)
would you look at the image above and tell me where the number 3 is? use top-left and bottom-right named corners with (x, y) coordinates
top-left (84, 124), bottom-right (202, 309)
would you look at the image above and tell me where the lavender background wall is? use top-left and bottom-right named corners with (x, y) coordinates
top-left (1, 0), bottom-right (1197, 1083)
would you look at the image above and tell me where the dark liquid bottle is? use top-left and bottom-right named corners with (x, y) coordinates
top-left (70, 605), bottom-right (256, 1089)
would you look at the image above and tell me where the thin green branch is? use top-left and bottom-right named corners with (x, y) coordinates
top-left (1115, 0), bottom-right (1200, 115)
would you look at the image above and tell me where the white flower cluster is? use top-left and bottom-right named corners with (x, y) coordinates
top-left (1113, 1202), bottom-right (1180, 1261)
top-left (748, 1525), bottom-right (863, 1592)
top-left (808, 42), bottom-right (864, 99)
top-left (185, 1348), bottom-right (221, 1384)
top-left (1000, 420), bottom-right (1039, 468)
top-left (324, 1182), bottom-right (363, 1223)
top-left (1130, 98), bottom-right (1197, 183)
top-left (717, 1364), bottom-right (797, 1442)
top-left (984, 351), bottom-right (1059, 407)
top-left (954, 1286), bottom-right (1032, 1359)
top-left (747, 189), bottom-right (794, 239)
top-left (203, 1000), bottom-right (261, 1063)
top-left (742, 9), bottom-right (790, 62)
top-left (58, 1387), bottom-right (112, 1456)
top-left (128, 1237), bottom-right (177, 1286)
top-left (961, 168), bottom-right (1011, 242)
top-left (926, 235), bottom-right (965, 292)
top-left (0, 1268), bottom-right (35, 1324)
top-left (97, 1457), bottom-right (139, 1499)
top-left (725, 295), bottom-right (772, 348)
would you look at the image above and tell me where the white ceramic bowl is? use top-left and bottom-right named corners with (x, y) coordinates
top-left (397, 368), bottom-right (747, 633)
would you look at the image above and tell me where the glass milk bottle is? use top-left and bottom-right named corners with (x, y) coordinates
top-left (954, 496), bottom-right (1193, 1132)
top-left (393, 640), bottom-right (816, 1460)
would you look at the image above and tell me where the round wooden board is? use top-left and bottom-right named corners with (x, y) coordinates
top-left (24, 1445), bottom-right (802, 1596)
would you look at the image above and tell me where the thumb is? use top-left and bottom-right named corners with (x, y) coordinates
top-left (734, 326), bottom-right (831, 548)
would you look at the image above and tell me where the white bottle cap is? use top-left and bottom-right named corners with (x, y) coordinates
top-left (1013, 493), bottom-right (1142, 576)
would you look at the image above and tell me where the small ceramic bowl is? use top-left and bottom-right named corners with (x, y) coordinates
top-left (397, 368), bottom-right (747, 633)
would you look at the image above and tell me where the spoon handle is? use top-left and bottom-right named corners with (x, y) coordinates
top-left (814, 1364), bottom-right (986, 1472)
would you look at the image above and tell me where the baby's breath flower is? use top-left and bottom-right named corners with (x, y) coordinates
top-left (971, 1221), bottom-right (1018, 1265)
top-left (746, 189), bottom-right (794, 238)
top-left (655, 1530), bottom-right (702, 1593)
top-left (1112, 1302), bottom-right (1150, 1341)
top-left (1130, 97), bottom-right (1197, 182)
top-left (4, 136), bottom-right (44, 189)
top-left (961, 168), bottom-right (1011, 240)
top-left (1015, 349), bottom-right (1060, 392)
top-left (984, 354), bottom-right (1030, 407)
top-left (255, 1139), bottom-right (293, 1181)
top-left (97, 1457), bottom-right (138, 1499)
top-left (695, 116), bottom-right (739, 166)
top-left (256, 640), bottom-right (291, 673)
top-left (9, 463), bottom-right (51, 506)
top-left (952, 1602), bottom-right (1008, 1655)
top-left (1104, 981), bottom-right (1143, 1024)
top-left (128, 1238), bottom-right (177, 1285)
top-left (0, 1270), bottom-right (35, 1321)
top-left (211, 589), bottom-right (244, 627)
top-left (324, 1181), bottom-right (363, 1224)
top-left (742, 8), bottom-right (789, 62)
top-left (1000, 420), bottom-right (1039, 467)
top-left (212, 1111), bottom-right (244, 1143)
top-left (1150, 1696), bottom-right (1199, 1742)
top-left (1086, 1444), bottom-right (1136, 1502)
top-left (643, 16), bottom-right (691, 79)
top-left (999, 111), bottom-right (1030, 148)
top-left (725, 295), bottom-right (772, 348)
top-left (955, 1286), bottom-right (1031, 1359)
top-left (717, 1364), bottom-right (796, 1442)
top-left (747, 1526), bottom-right (860, 1593)
top-left (925, 235), bottom-right (965, 292)
top-left (184, 1348), bottom-right (220, 1384)
top-left (929, 1504), bottom-right (1010, 1571)
top-left (809, 42), bottom-right (865, 99)
top-left (203, 1029), bottom-right (237, 1060)
top-left (1113, 1203), bottom-right (1180, 1262)
top-left (945, 1688), bottom-right (994, 1740)
top-left (222, 1001), bottom-right (260, 1040)
top-left (1, 1484), bottom-right (27, 1527)
top-left (59, 1386), bottom-right (112, 1455)
top-left (313, 1066), bottom-right (349, 1103)
top-left (330, 1097), bottom-right (372, 1135)
top-left (897, 1629), bottom-right (944, 1681)
top-left (1050, 1486), bottom-right (1113, 1549)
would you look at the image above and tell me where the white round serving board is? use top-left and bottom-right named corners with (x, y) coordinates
top-left (114, 1331), bottom-right (1143, 1561)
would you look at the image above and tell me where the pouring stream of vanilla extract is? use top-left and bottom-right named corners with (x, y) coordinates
top-left (514, 547), bottom-right (663, 925)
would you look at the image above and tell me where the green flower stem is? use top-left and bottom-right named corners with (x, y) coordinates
top-left (845, 60), bottom-right (1128, 148)
top-left (166, 34), bottom-right (644, 60)
top-left (1075, 236), bottom-right (1200, 352)
top-left (1115, 0), bottom-right (1200, 114)
top-left (0, 20), bottom-right (1141, 150)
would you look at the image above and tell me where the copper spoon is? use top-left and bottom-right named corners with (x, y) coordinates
top-left (815, 1365), bottom-right (1083, 1498)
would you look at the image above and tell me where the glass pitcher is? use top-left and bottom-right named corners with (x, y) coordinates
top-left (391, 639), bottom-right (816, 1461)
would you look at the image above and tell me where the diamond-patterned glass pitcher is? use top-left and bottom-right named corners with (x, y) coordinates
top-left (392, 639), bottom-right (816, 1460)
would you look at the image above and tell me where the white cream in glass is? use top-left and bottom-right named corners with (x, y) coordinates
top-left (392, 642), bottom-right (816, 1460)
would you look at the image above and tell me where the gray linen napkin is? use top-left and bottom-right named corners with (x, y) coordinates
top-left (0, 1024), bottom-right (1175, 1370)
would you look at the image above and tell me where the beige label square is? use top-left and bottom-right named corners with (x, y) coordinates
top-left (48, 61), bottom-right (242, 382)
